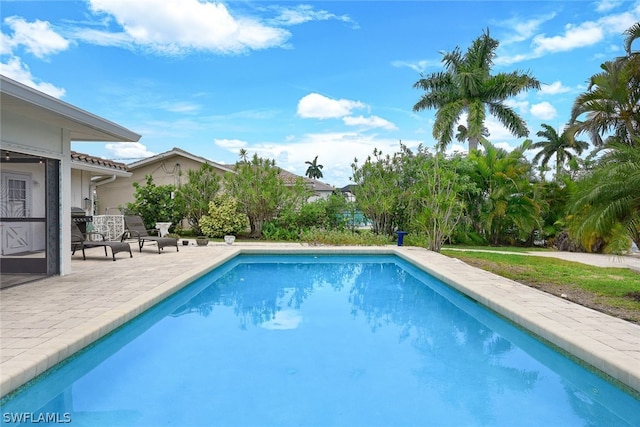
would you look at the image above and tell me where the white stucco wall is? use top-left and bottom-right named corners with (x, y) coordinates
top-left (1, 109), bottom-right (71, 275)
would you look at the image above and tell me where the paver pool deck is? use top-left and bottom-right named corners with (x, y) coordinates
top-left (1, 242), bottom-right (639, 400)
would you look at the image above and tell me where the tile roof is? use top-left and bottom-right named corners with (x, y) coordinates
top-left (71, 151), bottom-right (128, 172)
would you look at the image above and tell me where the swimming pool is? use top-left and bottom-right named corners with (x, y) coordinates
top-left (2, 254), bottom-right (639, 426)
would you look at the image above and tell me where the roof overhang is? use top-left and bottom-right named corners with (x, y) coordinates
top-left (127, 147), bottom-right (235, 174)
top-left (71, 160), bottom-right (132, 177)
top-left (0, 75), bottom-right (141, 142)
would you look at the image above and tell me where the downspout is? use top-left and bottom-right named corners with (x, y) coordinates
top-left (91, 175), bottom-right (117, 215)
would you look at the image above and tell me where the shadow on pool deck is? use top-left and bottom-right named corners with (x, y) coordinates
top-left (1, 242), bottom-right (639, 398)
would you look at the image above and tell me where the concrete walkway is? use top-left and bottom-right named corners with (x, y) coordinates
top-left (1, 242), bottom-right (639, 401)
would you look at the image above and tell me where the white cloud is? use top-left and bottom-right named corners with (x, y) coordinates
top-left (214, 138), bottom-right (247, 151)
top-left (269, 4), bottom-right (356, 28)
top-left (72, 27), bottom-right (134, 49)
top-left (3, 16), bottom-right (70, 59)
top-left (342, 115), bottom-right (397, 130)
top-left (105, 142), bottom-right (155, 159)
top-left (496, 5), bottom-right (640, 65)
top-left (533, 22), bottom-right (604, 54)
top-left (87, 0), bottom-right (290, 54)
top-left (505, 97), bottom-right (530, 115)
top-left (595, 0), bottom-right (624, 12)
top-left (0, 32), bottom-right (12, 55)
top-left (539, 81), bottom-right (571, 95)
top-left (483, 115), bottom-right (525, 141)
top-left (499, 13), bottom-right (557, 44)
top-left (219, 132), bottom-right (423, 186)
top-left (598, 7), bottom-right (640, 33)
top-left (160, 101), bottom-right (200, 114)
top-left (391, 59), bottom-right (441, 74)
top-left (530, 102), bottom-right (558, 120)
top-left (297, 93), bottom-right (366, 119)
top-left (0, 56), bottom-right (66, 98)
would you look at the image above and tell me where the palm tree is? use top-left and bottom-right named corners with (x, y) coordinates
top-left (413, 29), bottom-right (540, 152)
top-left (466, 141), bottom-right (541, 245)
top-left (623, 22), bottom-right (640, 55)
top-left (305, 156), bottom-right (324, 179)
top-left (530, 124), bottom-right (588, 180)
top-left (569, 24), bottom-right (640, 147)
top-left (569, 142), bottom-right (640, 253)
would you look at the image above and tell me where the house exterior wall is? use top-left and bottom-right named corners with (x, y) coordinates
top-left (70, 168), bottom-right (94, 214)
top-left (1, 110), bottom-right (64, 155)
top-left (1, 110), bottom-right (71, 275)
top-left (96, 154), bottom-right (228, 215)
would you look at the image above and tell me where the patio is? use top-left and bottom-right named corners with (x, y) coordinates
top-left (1, 242), bottom-right (639, 399)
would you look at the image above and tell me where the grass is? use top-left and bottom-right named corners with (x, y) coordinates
top-left (441, 244), bottom-right (551, 253)
top-left (441, 249), bottom-right (640, 322)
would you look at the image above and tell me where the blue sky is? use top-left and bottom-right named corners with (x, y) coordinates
top-left (2, 1), bottom-right (639, 187)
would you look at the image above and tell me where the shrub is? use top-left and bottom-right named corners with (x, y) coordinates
top-left (126, 175), bottom-right (183, 231)
top-left (199, 194), bottom-right (249, 238)
top-left (300, 228), bottom-right (392, 246)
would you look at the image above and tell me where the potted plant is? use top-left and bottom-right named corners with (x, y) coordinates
top-left (224, 235), bottom-right (236, 245)
top-left (195, 236), bottom-right (209, 246)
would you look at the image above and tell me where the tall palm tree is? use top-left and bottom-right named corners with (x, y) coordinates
top-left (570, 24), bottom-right (640, 148)
top-left (413, 29), bottom-right (540, 152)
top-left (530, 124), bottom-right (588, 180)
top-left (305, 156), bottom-right (324, 179)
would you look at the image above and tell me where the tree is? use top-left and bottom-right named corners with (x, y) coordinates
top-left (408, 150), bottom-right (466, 252)
top-left (126, 175), bottom-right (184, 231)
top-left (530, 124), bottom-right (588, 180)
top-left (569, 142), bottom-right (640, 253)
top-left (305, 156), bottom-right (324, 179)
top-left (350, 148), bottom-right (402, 235)
top-left (563, 24), bottom-right (640, 253)
top-left (224, 153), bottom-right (309, 237)
top-left (175, 163), bottom-right (221, 235)
top-left (466, 141), bottom-right (541, 245)
top-left (569, 24), bottom-right (640, 148)
top-left (413, 29), bottom-right (540, 152)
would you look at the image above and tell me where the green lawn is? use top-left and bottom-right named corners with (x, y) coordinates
top-left (440, 249), bottom-right (640, 323)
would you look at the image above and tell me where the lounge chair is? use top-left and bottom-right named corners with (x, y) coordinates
top-left (71, 222), bottom-right (132, 261)
top-left (122, 215), bottom-right (179, 254)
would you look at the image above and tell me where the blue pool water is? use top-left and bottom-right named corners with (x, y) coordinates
top-left (2, 254), bottom-right (639, 426)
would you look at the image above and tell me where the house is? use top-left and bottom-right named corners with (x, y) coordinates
top-left (340, 184), bottom-right (357, 202)
top-left (223, 163), bottom-right (336, 201)
top-left (97, 147), bottom-right (336, 222)
top-left (0, 75), bottom-right (140, 283)
top-left (274, 168), bottom-right (336, 201)
top-left (95, 147), bottom-right (234, 216)
top-left (71, 151), bottom-right (131, 216)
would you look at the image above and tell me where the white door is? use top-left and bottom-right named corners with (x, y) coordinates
top-left (1, 172), bottom-right (32, 255)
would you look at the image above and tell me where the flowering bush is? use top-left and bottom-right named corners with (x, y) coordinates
top-left (199, 194), bottom-right (249, 238)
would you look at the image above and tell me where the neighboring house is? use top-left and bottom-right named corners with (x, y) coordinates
top-left (0, 75), bottom-right (140, 281)
top-left (98, 147), bottom-right (337, 218)
top-left (225, 164), bottom-right (337, 201)
top-left (70, 151), bottom-right (130, 216)
top-left (306, 179), bottom-right (336, 201)
top-left (96, 147), bottom-right (234, 216)
top-left (340, 184), bottom-right (357, 202)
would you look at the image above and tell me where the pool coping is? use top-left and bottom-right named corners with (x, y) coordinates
top-left (1, 245), bottom-right (639, 399)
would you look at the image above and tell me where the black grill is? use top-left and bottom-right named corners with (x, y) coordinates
top-left (71, 207), bottom-right (93, 234)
